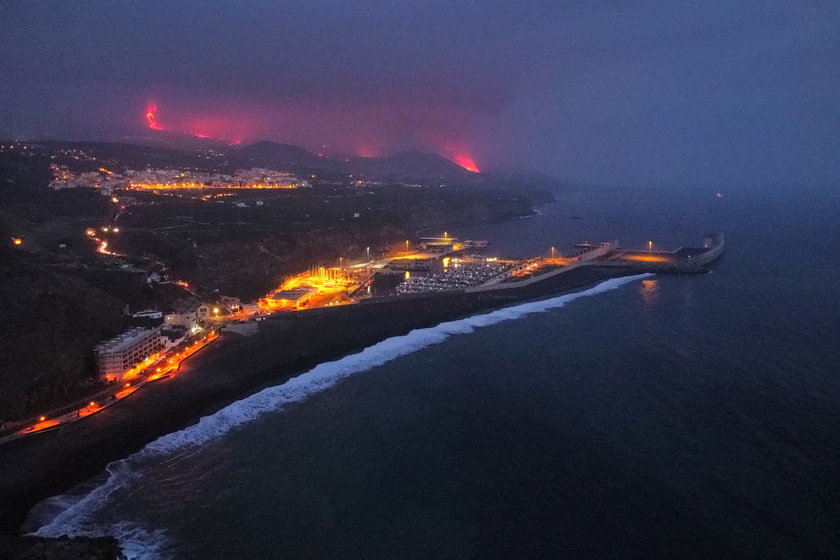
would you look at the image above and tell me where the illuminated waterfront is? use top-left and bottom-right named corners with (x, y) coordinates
top-left (24, 187), bottom-right (840, 559)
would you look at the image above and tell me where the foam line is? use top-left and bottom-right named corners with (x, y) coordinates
top-left (33, 274), bottom-right (650, 551)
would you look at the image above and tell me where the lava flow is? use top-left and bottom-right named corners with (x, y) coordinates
top-left (145, 103), bottom-right (163, 130)
top-left (451, 153), bottom-right (480, 173)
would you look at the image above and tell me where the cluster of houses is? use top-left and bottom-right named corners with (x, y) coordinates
top-left (93, 297), bottom-right (239, 382)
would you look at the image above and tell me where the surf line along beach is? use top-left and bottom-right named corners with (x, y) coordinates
top-left (31, 274), bottom-right (653, 541)
top-left (2, 234), bottom-right (723, 536)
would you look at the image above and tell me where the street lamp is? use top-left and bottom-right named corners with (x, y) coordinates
top-left (648, 240), bottom-right (653, 252)
top-left (550, 246), bottom-right (556, 258)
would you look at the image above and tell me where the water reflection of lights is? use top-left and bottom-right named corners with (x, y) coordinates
top-left (640, 278), bottom-right (659, 305)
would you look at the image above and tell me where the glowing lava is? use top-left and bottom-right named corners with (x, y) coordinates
top-left (451, 153), bottom-right (480, 173)
top-left (145, 103), bottom-right (163, 130)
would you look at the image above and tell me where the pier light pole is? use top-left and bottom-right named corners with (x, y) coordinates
top-left (366, 246), bottom-right (370, 262)
top-left (405, 239), bottom-right (410, 251)
top-left (550, 246), bottom-right (556, 258)
top-left (648, 240), bottom-right (653, 253)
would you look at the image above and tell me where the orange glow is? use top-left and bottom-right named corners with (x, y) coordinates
top-left (145, 103), bottom-right (163, 130)
top-left (115, 386), bottom-right (139, 400)
top-left (127, 181), bottom-right (300, 190)
top-left (79, 403), bottom-right (104, 417)
top-left (623, 254), bottom-right (672, 263)
top-left (451, 154), bottom-right (480, 173)
top-left (21, 419), bottom-right (60, 434)
top-left (12, 237), bottom-right (23, 246)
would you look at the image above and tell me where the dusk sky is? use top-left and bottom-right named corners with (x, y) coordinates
top-left (1, 1), bottom-right (838, 188)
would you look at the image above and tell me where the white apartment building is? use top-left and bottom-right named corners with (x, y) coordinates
top-left (94, 327), bottom-right (163, 381)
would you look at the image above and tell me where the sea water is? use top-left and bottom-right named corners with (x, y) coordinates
top-left (30, 186), bottom-right (840, 559)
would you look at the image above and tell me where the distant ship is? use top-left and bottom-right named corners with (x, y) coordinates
top-left (573, 241), bottom-right (592, 249)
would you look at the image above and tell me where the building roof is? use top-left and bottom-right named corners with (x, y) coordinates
top-left (272, 288), bottom-right (315, 301)
top-left (95, 327), bottom-right (159, 354)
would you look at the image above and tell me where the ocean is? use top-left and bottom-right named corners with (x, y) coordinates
top-left (28, 186), bottom-right (840, 559)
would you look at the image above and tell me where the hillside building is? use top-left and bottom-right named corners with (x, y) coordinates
top-left (95, 327), bottom-right (163, 382)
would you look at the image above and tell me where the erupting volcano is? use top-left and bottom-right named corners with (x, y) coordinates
top-left (145, 104), bottom-right (163, 131)
top-left (451, 153), bottom-right (480, 173)
top-left (140, 102), bottom-right (482, 173)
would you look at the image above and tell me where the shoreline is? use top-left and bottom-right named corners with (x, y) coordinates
top-left (0, 265), bottom-right (635, 536)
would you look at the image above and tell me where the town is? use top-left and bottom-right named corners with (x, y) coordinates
top-left (0, 140), bottom-right (553, 438)
top-left (0, 140), bottom-right (721, 443)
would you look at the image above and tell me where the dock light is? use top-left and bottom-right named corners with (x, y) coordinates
top-left (39, 416), bottom-right (46, 422)
top-left (112, 227), bottom-right (119, 233)
top-left (89, 401), bottom-right (96, 407)
top-left (12, 237), bottom-right (22, 246)
top-left (648, 241), bottom-right (653, 252)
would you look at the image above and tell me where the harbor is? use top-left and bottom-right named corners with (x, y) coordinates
top-left (0, 231), bottom-right (724, 533)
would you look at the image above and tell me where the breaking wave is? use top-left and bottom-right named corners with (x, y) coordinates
top-left (32, 274), bottom-right (650, 557)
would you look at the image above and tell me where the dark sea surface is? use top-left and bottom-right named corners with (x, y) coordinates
top-left (31, 186), bottom-right (840, 559)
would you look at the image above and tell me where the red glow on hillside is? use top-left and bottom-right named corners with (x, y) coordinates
top-left (451, 153), bottom-right (480, 172)
top-left (145, 103), bottom-right (163, 130)
top-left (356, 144), bottom-right (380, 158)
